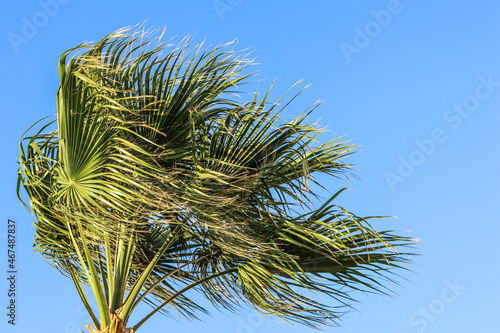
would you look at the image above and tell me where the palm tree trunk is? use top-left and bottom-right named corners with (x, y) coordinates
top-left (86, 316), bottom-right (132, 333)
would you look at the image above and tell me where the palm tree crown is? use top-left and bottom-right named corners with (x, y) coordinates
top-left (17, 27), bottom-right (416, 332)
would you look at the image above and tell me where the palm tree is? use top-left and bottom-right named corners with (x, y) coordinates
top-left (17, 27), bottom-right (415, 332)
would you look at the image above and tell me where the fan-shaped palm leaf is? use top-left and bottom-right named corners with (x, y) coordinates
top-left (17, 26), bottom-right (416, 332)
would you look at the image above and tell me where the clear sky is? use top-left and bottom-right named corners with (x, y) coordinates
top-left (1, 1), bottom-right (499, 332)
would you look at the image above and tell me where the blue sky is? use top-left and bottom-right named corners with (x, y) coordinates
top-left (1, 1), bottom-right (499, 332)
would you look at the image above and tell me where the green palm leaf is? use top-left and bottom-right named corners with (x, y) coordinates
top-left (17, 26), bottom-right (417, 332)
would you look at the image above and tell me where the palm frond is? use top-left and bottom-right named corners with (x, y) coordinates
top-left (17, 26), bottom-right (417, 331)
